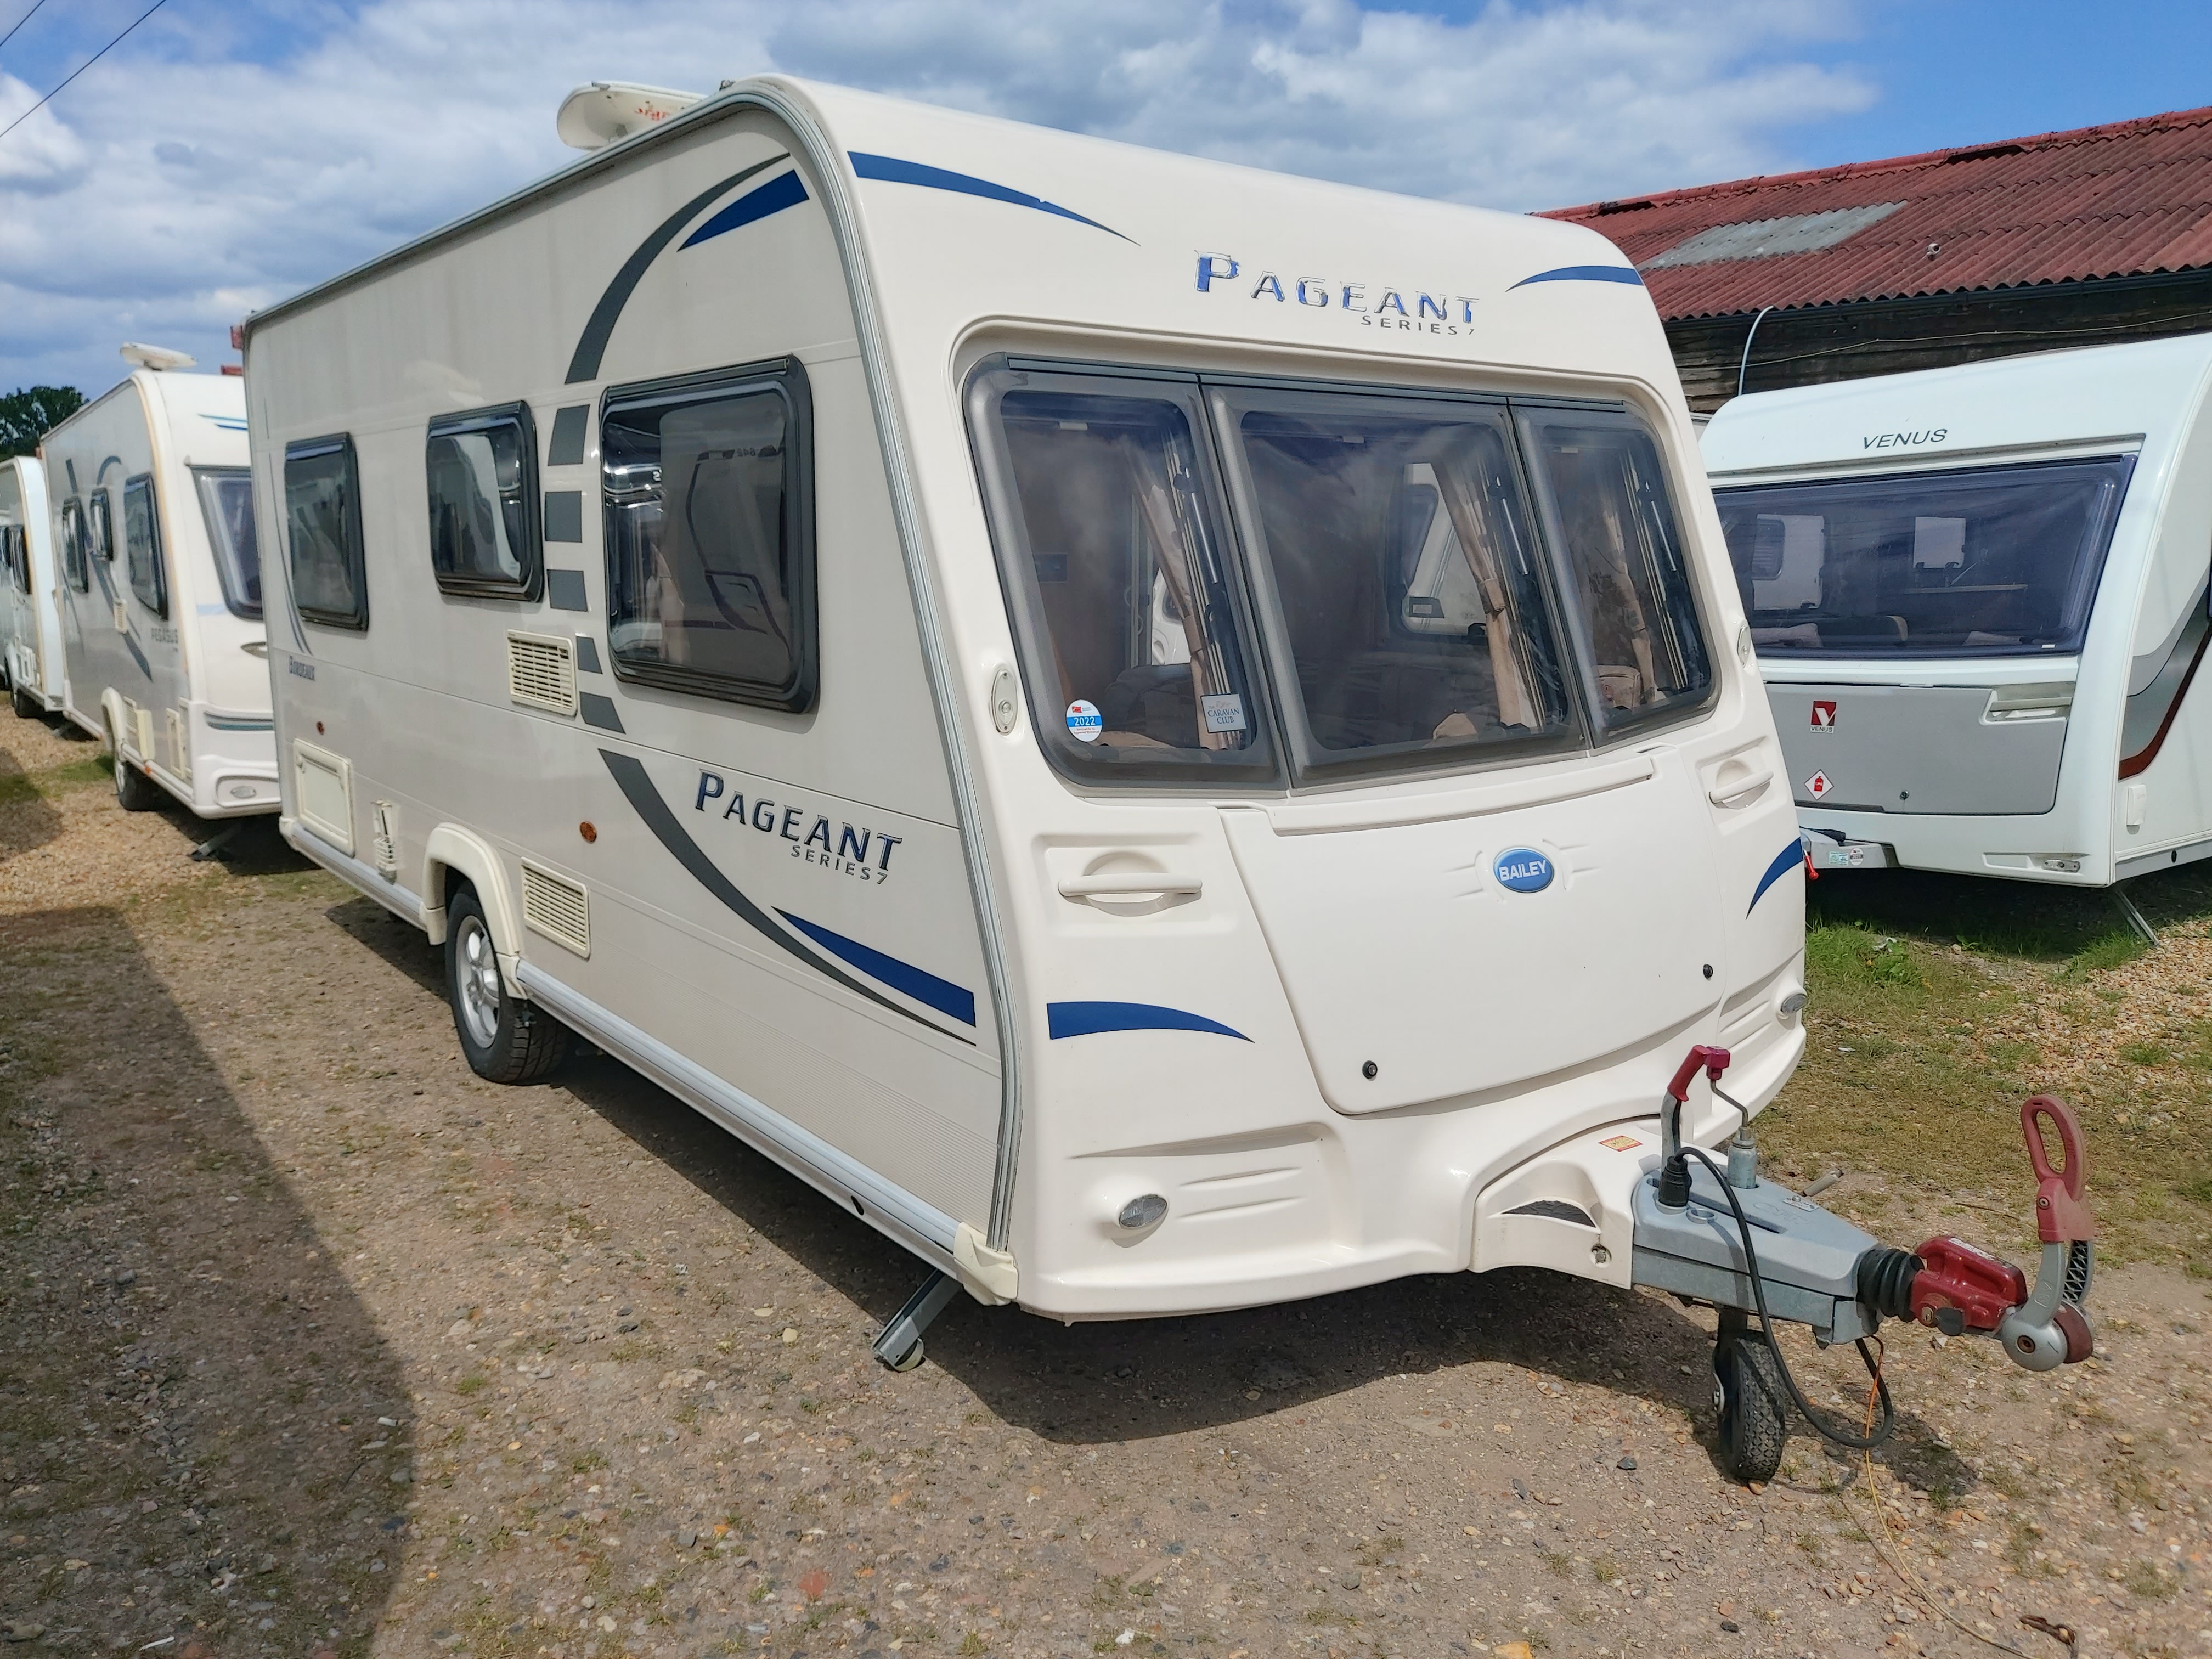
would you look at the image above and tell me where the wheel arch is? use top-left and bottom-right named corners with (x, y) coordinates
top-left (421, 824), bottom-right (522, 978)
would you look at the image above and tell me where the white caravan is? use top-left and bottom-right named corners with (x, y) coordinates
top-left (1703, 334), bottom-right (2212, 889)
top-left (0, 454), bottom-right (64, 715)
top-left (37, 351), bottom-right (277, 816)
top-left (241, 77), bottom-right (1813, 1364)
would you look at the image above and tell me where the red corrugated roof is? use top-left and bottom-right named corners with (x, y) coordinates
top-left (1542, 106), bottom-right (2212, 320)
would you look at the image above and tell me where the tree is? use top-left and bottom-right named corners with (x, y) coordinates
top-left (0, 386), bottom-right (87, 461)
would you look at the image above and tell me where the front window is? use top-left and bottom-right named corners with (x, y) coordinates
top-left (1520, 411), bottom-right (1713, 731)
top-left (969, 368), bottom-right (1275, 783)
top-left (122, 474), bottom-right (166, 617)
top-left (1716, 456), bottom-right (2133, 656)
top-left (193, 467), bottom-right (262, 619)
top-left (1215, 388), bottom-right (1576, 777)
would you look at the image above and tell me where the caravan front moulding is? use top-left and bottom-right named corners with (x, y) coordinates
top-left (37, 348), bottom-right (277, 817)
top-left (0, 453), bottom-right (64, 716)
top-left (240, 75), bottom-right (1808, 1364)
top-left (1703, 332), bottom-right (2212, 888)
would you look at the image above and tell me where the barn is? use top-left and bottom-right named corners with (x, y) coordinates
top-left (1543, 106), bottom-right (2212, 411)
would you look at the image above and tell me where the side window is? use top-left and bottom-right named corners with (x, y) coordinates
top-left (601, 360), bottom-right (815, 711)
top-left (284, 435), bottom-right (369, 630)
top-left (88, 490), bottom-right (114, 563)
top-left (9, 525), bottom-right (28, 594)
top-left (59, 499), bottom-right (86, 591)
top-left (426, 404), bottom-right (541, 599)
top-left (122, 475), bottom-right (166, 617)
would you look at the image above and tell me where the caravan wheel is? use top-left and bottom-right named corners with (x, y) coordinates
top-left (443, 884), bottom-right (568, 1084)
top-left (109, 721), bottom-right (161, 812)
top-left (13, 682), bottom-right (36, 720)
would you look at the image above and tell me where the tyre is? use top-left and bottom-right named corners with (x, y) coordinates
top-left (1714, 1333), bottom-right (1787, 1485)
top-left (444, 883), bottom-right (568, 1084)
top-left (12, 682), bottom-right (35, 720)
top-left (110, 720), bottom-right (161, 812)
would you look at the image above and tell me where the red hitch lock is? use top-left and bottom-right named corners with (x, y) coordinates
top-left (1908, 1236), bottom-right (2028, 1335)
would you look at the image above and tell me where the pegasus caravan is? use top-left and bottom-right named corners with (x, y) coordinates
top-left (241, 77), bottom-right (1811, 1363)
top-left (0, 454), bottom-right (64, 715)
top-left (38, 347), bottom-right (275, 817)
top-left (1703, 334), bottom-right (2212, 888)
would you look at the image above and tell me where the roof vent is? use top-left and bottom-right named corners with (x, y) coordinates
top-left (120, 343), bottom-right (195, 371)
top-left (556, 82), bottom-right (703, 151)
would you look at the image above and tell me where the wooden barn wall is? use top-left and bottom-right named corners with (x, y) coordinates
top-left (1671, 268), bottom-right (2212, 413)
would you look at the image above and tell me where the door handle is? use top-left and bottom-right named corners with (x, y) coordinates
top-left (1707, 767), bottom-right (1773, 808)
top-left (1057, 871), bottom-right (1204, 901)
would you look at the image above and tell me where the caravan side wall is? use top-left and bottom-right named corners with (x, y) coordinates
top-left (0, 457), bottom-right (63, 707)
top-left (245, 106), bottom-right (1001, 1259)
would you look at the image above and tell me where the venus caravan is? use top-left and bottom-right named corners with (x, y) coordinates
top-left (0, 454), bottom-right (64, 715)
top-left (1703, 334), bottom-right (2212, 891)
top-left (37, 347), bottom-right (275, 817)
top-left (241, 77), bottom-right (1815, 1369)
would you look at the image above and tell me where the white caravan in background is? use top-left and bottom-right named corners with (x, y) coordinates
top-left (242, 77), bottom-right (1808, 1365)
top-left (0, 454), bottom-right (64, 716)
top-left (1704, 334), bottom-right (2212, 894)
top-left (38, 348), bottom-right (276, 817)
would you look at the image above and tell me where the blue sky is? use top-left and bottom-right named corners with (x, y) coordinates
top-left (1, 0), bottom-right (2207, 398)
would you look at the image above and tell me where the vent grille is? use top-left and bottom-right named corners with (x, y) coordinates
top-left (521, 861), bottom-right (590, 956)
top-left (370, 800), bottom-right (398, 881)
top-left (507, 631), bottom-right (578, 716)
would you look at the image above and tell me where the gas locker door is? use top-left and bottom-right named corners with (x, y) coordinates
top-left (1222, 751), bottom-right (1725, 1114)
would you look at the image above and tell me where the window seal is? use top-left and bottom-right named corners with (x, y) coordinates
top-left (597, 357), bottom-right (817, 714)
top-left (425, 402), bottom-right (544, 602)
top-left (284, 433), bottom-right (370, 632)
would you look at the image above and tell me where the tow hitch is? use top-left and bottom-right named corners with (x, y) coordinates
top-left (1630, 1045), bottom-right (2095, 1483)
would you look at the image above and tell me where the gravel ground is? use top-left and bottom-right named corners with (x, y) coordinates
top-left (1, 702), bottom-right (2208, 1659)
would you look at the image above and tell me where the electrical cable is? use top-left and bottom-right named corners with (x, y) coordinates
top-left (0, 0), bottom-right (165, 149)
top-left (1677, 1145), bottom-right (1897, 1448)
top-left (0, 0), bottom-right (52, 55)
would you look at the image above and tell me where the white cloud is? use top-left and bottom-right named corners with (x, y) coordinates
top-left (0, 0), bottom-right (1874, 394)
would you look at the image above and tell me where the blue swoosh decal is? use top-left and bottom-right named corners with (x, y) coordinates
top-left (778, 910), bottom-right (975, 1027)
top-left (1510, 264), bottom-right (1644, 289)
top-left (850, 152), bottom-right (1132, 243)
top-left (1047, 1001), bottom-right (1249, 1041)
top-left (680, 169), bottom-right (810, 249)
top-left (1748, 840), bottom-right (1806, 915)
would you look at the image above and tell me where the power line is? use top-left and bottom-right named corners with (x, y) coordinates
top-left (0, 0), bottom-right (167, 149)
top-left (0, 0), bottom-right (53, 57)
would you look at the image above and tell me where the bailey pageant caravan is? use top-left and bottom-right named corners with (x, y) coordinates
top-left (37, 349), bottom-right (276, 817)
top-left (242, 77), bottom-right (1826, 1381)
top-left (1703, 334), bottom-right (2212, 890)
top-left (0, 454), bottom-right (64, 715)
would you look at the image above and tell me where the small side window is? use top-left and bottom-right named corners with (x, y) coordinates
top-left (8, 525), bottom-right (28, 595)
top-left (58, 499), bottom-right (86, 591)
top-left (122, 474), bottom-right (166, 617)
top-left (88, 490), bottom-right (114, 562)
top-left (426, 404), bottom-right (541, 599)
top-left (284, 435), bottom-right (369, 630)
top-left (600, 359), bottom-right (815, 710)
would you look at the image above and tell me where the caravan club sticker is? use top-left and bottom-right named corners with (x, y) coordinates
top-left (1493, 848), bottom-right (1555, 894)
top-left (1065, 699), bottom-right (1103, 743)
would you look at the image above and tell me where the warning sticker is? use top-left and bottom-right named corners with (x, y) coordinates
top-left (1599, 1135), bottom-right (1643, 1152)
top-left (1804, 769), bottom-right (1833, 800)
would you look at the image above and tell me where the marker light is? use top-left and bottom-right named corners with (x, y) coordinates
top-left (1116, 1194), bottom-right (1168, 1231)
